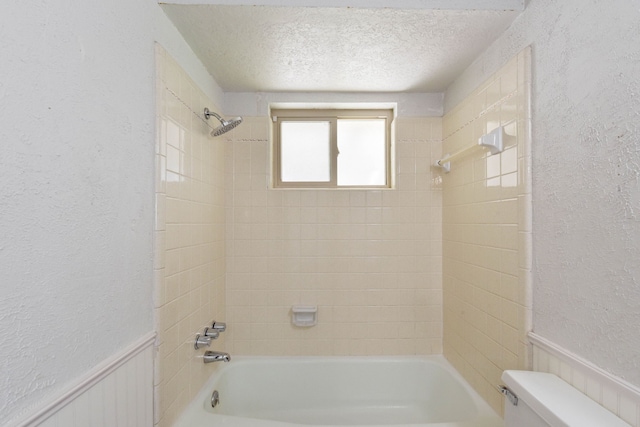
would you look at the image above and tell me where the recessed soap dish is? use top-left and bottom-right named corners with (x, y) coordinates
top-left (291, 305), bottom-right (317, 327)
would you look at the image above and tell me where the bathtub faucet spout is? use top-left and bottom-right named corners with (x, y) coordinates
top-left (204, 351), bottom-right (231, 363)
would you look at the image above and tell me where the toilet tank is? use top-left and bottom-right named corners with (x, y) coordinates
top-left (501, 370), bottom-right (631, 427)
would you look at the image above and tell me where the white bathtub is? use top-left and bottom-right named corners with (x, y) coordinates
top-left (174, 356), bottom-right (503, 427)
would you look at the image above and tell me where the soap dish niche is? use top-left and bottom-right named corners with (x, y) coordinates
top-left (291, 305), bottom-right (317, 327)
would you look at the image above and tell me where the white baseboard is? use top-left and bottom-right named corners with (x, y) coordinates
top-left (6, 332), bottom-right (156, 427)
top-left (529, 332), bottom-right (640, 427)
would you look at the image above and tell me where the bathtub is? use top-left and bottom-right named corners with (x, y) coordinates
top-left (173, 356), bottom-right (503, 427)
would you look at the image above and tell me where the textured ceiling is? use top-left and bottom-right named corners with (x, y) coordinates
top-left (161, 4), bottom-right (520, 93)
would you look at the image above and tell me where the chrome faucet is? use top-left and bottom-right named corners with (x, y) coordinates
top-left (194, 334), bottom-right (212, 350)
top-left (204, 351), bottom-right (231, 363)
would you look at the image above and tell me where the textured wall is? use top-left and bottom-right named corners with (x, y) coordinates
top-left (153, 46), bottom-right (227, 427)
top-left (446, 0), bottom-right (640, 388)
top-left (0, 1), bottom-right (222, 424)
top-left (442, 49), bottom-right (532, 415)
top-left (224, 116), bottom-right (444, 356)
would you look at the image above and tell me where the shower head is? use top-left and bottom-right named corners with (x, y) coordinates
top-left (204, 108), bottom-right (243, 137)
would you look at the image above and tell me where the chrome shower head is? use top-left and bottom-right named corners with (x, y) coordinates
top-left (204, 108), bottom-right (243, 137)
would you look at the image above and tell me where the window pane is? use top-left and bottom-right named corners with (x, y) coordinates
top-left (280, 121), bottom-right (331, 182)
top-left (337, 119), bottom-right (386, 186)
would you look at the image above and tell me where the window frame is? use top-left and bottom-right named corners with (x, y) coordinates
top-left (272, 108), bottom-right (394, 189)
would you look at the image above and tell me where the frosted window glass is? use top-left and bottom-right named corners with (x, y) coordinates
top-left (337, 119), bottom-right (386, 186)
top-left (280, 121), bottom-right (331, 182)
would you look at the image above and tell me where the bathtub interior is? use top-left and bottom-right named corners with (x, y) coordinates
top-left (172, 356), bottom-right (503, 427)
top-left (210, 358), bottom-right (477, 425)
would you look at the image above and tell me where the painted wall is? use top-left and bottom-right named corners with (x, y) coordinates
top-left (224, 116), bottom-right (444, 355)
top-left (153, 46), bottom-right (227, 427)
top-left (442, 48), bottom-right (532, 414)
top-left (224, 92), bottom-right (444, 117)
top-left (0, 1), bottom-right (222, 424)
top-left (446, 0), bottom-right (640, 388)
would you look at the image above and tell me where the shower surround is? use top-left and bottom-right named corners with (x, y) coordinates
top-left (223, 115), bottom-right (444, 356)
top-left (152, 43), bottom-right (445, 425)
top-left (442, 48), bottom-right (532, 414)
top-left (154, 45), bottom-right (227, 427)
top-left (152, 44), bottom-right (534, 425)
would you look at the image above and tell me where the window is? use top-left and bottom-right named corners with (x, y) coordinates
top-left (272, 109), bottom-right (393, 188)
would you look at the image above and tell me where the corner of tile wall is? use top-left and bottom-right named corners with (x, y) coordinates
top-left (441, 47), bottom-right (533, 416)
top-left (153, 44), bottom-right (227, 427)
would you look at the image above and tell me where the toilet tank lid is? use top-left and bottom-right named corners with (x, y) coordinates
top-left (501, 371), bottom-right (631, 427)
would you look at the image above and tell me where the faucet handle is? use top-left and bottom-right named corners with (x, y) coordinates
top-left (211, 321), bottom-right (226, 332)
top-left (203, 327), bottom-right (219, 339)
top-left (194, 334), bottom-right (211, 350)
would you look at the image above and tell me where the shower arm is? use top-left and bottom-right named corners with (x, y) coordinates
top-left (204, 108), bottom-right (224, 123)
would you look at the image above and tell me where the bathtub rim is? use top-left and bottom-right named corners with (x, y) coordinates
top-left (174, 354), bottom-right (503, 427)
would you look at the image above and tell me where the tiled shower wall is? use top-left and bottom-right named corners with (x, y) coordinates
top-left (154, 45), bottom-right (226, 427)
top-left (224, 116), bottom-right (443, 356)
top-left (442, 48), bottom-right (532, 414)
